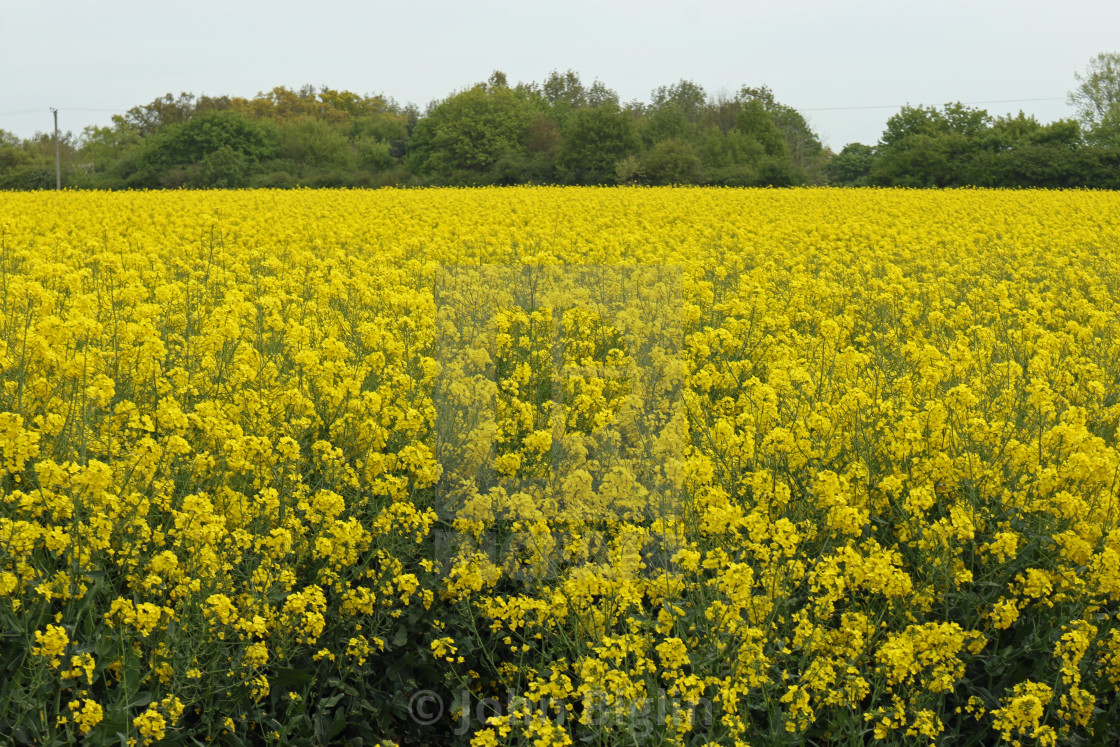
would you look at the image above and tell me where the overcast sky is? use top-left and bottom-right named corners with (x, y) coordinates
top-left (2, 0), bottom-right (1117, 150)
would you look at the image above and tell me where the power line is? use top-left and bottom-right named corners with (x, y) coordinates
top-left (0, 107), bottom-right (123, 117)
top-left (802, 96), bottom-right (1066, 112)
top-left (0, 108), bottom-right (51, 117)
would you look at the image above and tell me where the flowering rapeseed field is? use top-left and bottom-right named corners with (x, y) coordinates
top-left (2, 187), bottom-right (1120, 746)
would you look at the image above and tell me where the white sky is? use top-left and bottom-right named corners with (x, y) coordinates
top-left (2, 0), bottom-right (1117, 150)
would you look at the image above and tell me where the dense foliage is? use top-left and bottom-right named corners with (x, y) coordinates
top-left (3, 187), bottom-right (1120, 746)
top-left (3, 55), bottom-right (1116, 189)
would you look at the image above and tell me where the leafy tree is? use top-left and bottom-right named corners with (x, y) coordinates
top-left (134, 111), bottom-right (278, 187)
top-left (650, 80), bottom-right (707, 125)
top-left (585, 81), bottom-right (619, 109)
top-left (880, 103), bottom-right (991, 147)
top-left (142, 110), bottom-right (278, 168)
top-left (1079, 146), bottom-right (1120, 188)
top-left (753, 158), bottom-right (805, 186)
top-left (644, 80), bottom-right (707, 145)
top-left (971, 144), bottom-right (1086, 188)
top-left (355, 138), bottom-right (395, 172)
top-left (770, 107), bottom-right (824, 173)
top-left (517, 115), bottom-right (562, 182)
top-left (639, 138), bottom-right (703, 185)
top-left (242, 85), bottom-right (348, 123)
top-left (823, 143), bottom-right (875, 186)
top-left (735, 99), bottom-right (787, 158)
top-left (557, 103), bottom-right (640, 184)
top-left (487, 70), bottom-right (509, 89)
top-left (542, 69), bottom-right (587, 109)
top-left (964, 115), bottom-right (1088, 187)
top-left (643, 105), bottom-right (691, 146)
top-left (406, 84), bottom-right (536, 178)
top-left (116, 92), bottom-right (198, 135)
top-left (69, 124), bottom-right (143, 188)
top-left (871, 133), bottom-right (973, 187)
top-left (697, 127), bottom-right (766, 170)
top-left (614, 155), bottom-right (644, 185)
top-left (871, 104), bottom-right (991, 186)
top-left (739, 85), bottom-right (825, 173)
top-left (318, 87), bottom-right (398, 118)
top-left (524, 115), bottom-right (562, 159)
top-left (1068, 52), bottom-right (1120, 143)
top-left (197, 145), bottom-right (249, 187)
top-left (0, 130), bottom-right (80, 189)
top-left (939, 102), bottom-right (992, 136)
top-left (1027, 119), bottom-right (1082, 149)
top-left (0, 131), bottom-right (56, 189)
top-left (980, 111), bottom-right (1045, 152)
top-left (870, 134), bottom-right (941, 187)
top-left (350, 114), bottom-right (410, 161)
top-left (701, 93), bottom-right (742, 133)
top-left (79, 124), bottom-right (141, 164)
top-left (278, 116), bottom-right (353, 168)
top-left (540, 70), bottom-right (619, 132)
top-left (977, 113), bottom-right (1080, 153)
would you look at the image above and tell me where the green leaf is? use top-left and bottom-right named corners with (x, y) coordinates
top-left (320, 692), bottom-right (345, 709)
top-left (127, 691), bottom-right (152, 709)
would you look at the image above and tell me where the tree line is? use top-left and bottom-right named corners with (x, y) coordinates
top-left (3, 55), bottom-right (1119, 190)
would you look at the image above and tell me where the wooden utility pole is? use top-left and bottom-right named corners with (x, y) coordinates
top-left (51, 108), bottom-right (60, 190)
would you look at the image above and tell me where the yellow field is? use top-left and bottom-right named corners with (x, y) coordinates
top-left (2, 187), bottom-right (1120, 746)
